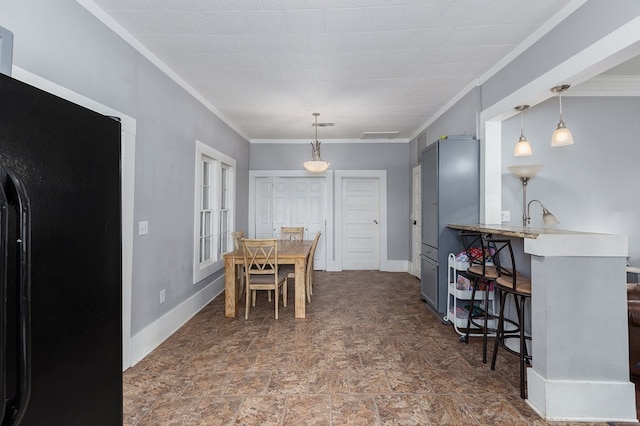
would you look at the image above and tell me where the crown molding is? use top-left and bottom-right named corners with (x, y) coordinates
top-left (250, 138), bottom-right (410, 144)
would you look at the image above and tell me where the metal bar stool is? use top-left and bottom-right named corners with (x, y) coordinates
top-left (486, 237), bottom-right (532, 399)
top-left (459, 230), bottom-right (498, 363)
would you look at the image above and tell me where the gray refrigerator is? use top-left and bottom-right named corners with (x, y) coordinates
top-left (0, 72), bottom-right (122, 425)
top-left (420, 136), bottom-right (479, 316)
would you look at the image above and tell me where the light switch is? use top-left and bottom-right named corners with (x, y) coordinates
top-left (138, 221), bottom-right (149, 235)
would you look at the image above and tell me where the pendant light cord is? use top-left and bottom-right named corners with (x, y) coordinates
top-left (558, 94), bottom-right (564, 122)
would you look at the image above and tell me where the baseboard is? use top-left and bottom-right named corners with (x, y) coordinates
top-left (324, 260), bottom-right (409, 272)
top-left (527, 369), bottom-right (638, 422)
top-left (320, 260), bottom-right (410, 273)
top-left (128, 275), bottom-right (224, 367)
top-left (381, 260), bottom-right (409, 272)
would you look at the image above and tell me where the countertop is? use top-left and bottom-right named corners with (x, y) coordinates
top-left (447, 223), bottom-right (628, 257)
top-left (447, 223), bottom-right (605, 239)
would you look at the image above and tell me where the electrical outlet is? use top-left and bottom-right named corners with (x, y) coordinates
top-left (501, 211), bottom-right (510, 222)
top-left (138, 221), bottom-right (149, 235)
top-left (160, 289), bottom-right (165, 304)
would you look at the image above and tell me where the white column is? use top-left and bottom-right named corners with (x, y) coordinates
top-left (524, 233), bottom-right (636, 422)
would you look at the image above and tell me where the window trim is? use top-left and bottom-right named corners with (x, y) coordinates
top-left (193, 140), bottom-right (236, 284)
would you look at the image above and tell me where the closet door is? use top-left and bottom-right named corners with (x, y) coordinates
top-left (272, 178), bottom-right (290, 236)
top-left (254, 177), bottom-right (274, 238)
top-left (253, 177), bottom-right (326, 269)
top-left (307, 179), bottom-right (326, 269)
top-left (289, 179), bottom-right (309, 235)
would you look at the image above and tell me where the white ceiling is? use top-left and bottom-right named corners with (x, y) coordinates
top-left (89, 0), bottom-right (575, 141)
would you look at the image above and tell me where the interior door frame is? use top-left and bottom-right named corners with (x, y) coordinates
top-left (334, 170), bottom-right (387, 271)
top-left (13, 67), bottom-right (136, 371)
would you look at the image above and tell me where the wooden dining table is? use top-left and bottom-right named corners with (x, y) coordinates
top-left (223, 239), bottom-right (313, 319)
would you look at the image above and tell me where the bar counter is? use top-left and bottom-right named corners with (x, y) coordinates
top-left (448, 223), bottom-right (636, 422)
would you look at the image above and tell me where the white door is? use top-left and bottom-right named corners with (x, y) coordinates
top-left (289, 179), bottom-right (310, 234)
top-left (253, 177), bottom-right (326, 269)
top-left (272, 178), bottom-right (290, 236)
top-left (342, 178), bottom-right (379, 270)
top-left (412, 165), bottom-right (421, 278)
top-left (255, 177), bottom-right (274, 238)
top-left (306, 179), bottom-right (326, 267)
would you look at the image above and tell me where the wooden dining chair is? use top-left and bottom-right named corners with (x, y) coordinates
top-left (231, 231), bottom-right (245, 297)
top-left (286, 231), bottom-right (321, 303)
top-left (280, 226), bottom-right (304, 241)
top-left (231, 231), bottom-right (244, 250)
top-left (241, 238), bottom-right (288, 319)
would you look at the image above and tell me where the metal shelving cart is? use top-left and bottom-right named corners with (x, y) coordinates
top-left (443, 253), bottom-right (496, 342)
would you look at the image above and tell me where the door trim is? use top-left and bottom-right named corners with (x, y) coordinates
top-left (334, 170), bottom-right (387, 271)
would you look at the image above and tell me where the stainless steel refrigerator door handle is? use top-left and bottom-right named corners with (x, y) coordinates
top-left (0, 169), bottom-right (8, 423)
top-left (0, 167), bottom-right (32, 426)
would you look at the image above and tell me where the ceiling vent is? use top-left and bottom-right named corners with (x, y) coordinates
top-left (360, 131), bottom-right (400, 139)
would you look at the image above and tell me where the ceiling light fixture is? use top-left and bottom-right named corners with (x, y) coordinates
top-left (303, 112), bottom-right (330, 173)
top-left (550, 84), bottom-right (574, 147)
top-left (513, 105), bottom-right (533, 156)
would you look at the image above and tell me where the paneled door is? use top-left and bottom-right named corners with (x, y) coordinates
top-left (272, 178), bottom-right (291, 235)
top-left (303, 178), bottom-right (325, 244)
top-left (341, 178), bottom-right (379, 270)
top-left (254, 177), bottom-right (326, 269)
top-left (255, 177), bottom-right (274, 238)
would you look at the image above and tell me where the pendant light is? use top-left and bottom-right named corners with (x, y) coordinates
top-left (513, 105), bottom-right (533, 156)
top-left (550, 84), bottom-right (574, 147)
top-left (303, 112), bottom-right (330, 173)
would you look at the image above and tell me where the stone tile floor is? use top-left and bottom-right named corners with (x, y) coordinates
top-left (124, 271), bottom-right (640, 425)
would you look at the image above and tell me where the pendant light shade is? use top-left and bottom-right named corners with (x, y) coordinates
top-left (514, 105), bottom-right (532, 156)
top-left (303, 113), bottom-right (330, 172)
top-left (514, 135), bottom-right (533, 156)
top-left (550, 84), bottom-right (574, 147)
top-left (551, 123), bottom-right (574, 147)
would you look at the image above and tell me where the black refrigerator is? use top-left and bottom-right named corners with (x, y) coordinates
top-left (0, 73), bottom-right (122, 425)
top-left (421, 136), bottom-right (479, 316)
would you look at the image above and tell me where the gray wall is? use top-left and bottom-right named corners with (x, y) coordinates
top-left (482, 0), bottom-right (640, 109)
top-left (425, 87), bottom-right (481, 146)
top-left (251, 142), bottom-right (410, 261)
top-left (502, 96), bottom-right (640, 265)
top-left (409, 87), bottom-right (481, 257)
top-left (410, 87), bottom-right (481, 168)
top-left (1, 0), bottom-right (250, 335)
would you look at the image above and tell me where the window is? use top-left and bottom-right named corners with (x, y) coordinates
top-left (194, 141), bottom-right (235, 283)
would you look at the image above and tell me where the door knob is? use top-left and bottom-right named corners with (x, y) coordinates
top-left (374, 219), bottom-right (378, 224)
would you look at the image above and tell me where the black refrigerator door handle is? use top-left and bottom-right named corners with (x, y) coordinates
top-left (0, 167), bottom-right (31, 426)
top-left (0, 170), bottom-right (8, 423)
